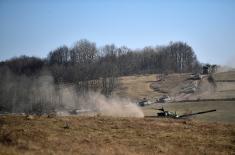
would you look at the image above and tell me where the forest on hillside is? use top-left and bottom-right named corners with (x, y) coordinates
top-left (0, 40), bottom-right (201, 113)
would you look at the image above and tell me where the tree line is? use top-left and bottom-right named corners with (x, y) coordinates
top-left (0, 40), bottom-right (200, 78)
top-left (1, 40), bottom-right (201, 93)
top-left (47, 40), bottom-right (200, 81)
top-left (0, 39), bottom-right (201, 113)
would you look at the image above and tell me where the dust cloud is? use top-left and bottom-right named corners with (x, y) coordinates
top-left (76, 92), bottom-right (144, 118)
top-left (56, 85), bottom-right (144, 118)
top-left (0, 72), bottom-right (144, 118)
top-left (216, 55), bottom-right (235, 73)
top-left (216, 66), bottom-right (235, 73)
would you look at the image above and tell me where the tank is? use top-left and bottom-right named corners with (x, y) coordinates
top-left (146, 107), bottom-right (216, 119)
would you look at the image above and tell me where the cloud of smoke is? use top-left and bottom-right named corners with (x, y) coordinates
top-left (49, 81), bottom-right (144, 118)
top-left (227, 54), bottom-right (235, 68)
top-left (56, 85), bottom-right (144, 117)
top-left (76, 92), bottom-right (144, 118)
top-left (216, 66), bottom-right (235, 73)
top-left (0, 71), bottom-right (144, 118)
top-left (216, 55), bottom-right (235, 73)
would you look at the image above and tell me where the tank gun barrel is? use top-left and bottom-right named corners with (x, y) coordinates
top-left (178, 109), bottom-right (216, 118)
top-left (152, 107), bottom-right (165, 112)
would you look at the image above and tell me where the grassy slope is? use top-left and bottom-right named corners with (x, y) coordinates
top-left (1, 71), bottom-right (235, 155)
top-left (213, 71), bottom-right (235, 99)
top-left (0, 116), bottom-right (235, 155)
top-left (113, 73), bottom-right (190, 101)
top-left (113, 71), bottom-right (235, 123)
top-left (214, 71), bottom-right (235, 81)
top-left (113, 74), bottom-right (162, 101)
top-left (114, 71), bottom-right (235, 101)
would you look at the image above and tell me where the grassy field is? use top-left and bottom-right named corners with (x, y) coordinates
top-left (114, 71), bottom-right (235, 100)
top-left (113, 73), bottom-right (190, 101)
top-left (1, 71), bottom-right (235, 154)
top-left (214, 71), bottom-right (235, 81)
top-left (113, 74), bottom-right (162, 100)
top-left (0, 115), bottom-right (235, 155)
top-left (114, 71), bottom-right (235, 123)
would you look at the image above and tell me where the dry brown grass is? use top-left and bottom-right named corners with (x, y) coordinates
top-left (113, 72), bottom-right (235, 103)
top-left (151, 73), bottom-right (190, 94)
top-left (0, 115), bottom-right (234, 155)
top-left (214, 71), bottom-right (235, 81)
top-left (113, 74), bottom-right (162, 100)
top-left (1, 72), bottom-right (235, 155)
top-left (113, 74), bottom-right (190, 101)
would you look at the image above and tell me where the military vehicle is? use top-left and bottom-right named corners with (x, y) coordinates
top-left (138, 98), bottom-right (148, 107)
top-left (156, 95), bottom-right (171, 103)
top-left (145, 107), bottom-right (216, 119)
top-left (138, 98), bottom-right (153, 106)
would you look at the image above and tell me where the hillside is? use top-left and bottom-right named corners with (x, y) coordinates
top-left (113, 74), bottom-right (163, 101)
top-left (113, 71), bottom-right (235, 100)
top-left (113, 73), bottom-right (191, 101)
top-left (1, 71), bottom-right (235, 154)
top-left (113, 71), bottom-right (235, 123)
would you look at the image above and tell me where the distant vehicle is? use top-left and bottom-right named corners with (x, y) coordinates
top-left (202, 64), bottom-right (217, 75)
top-left (69, 109), bottom-right (93, 115)
top-left (156, 95), bottom-right (171, 103)
top-left (146, 107), bottom-right (216, 119)
top-left (189, 74), bottom-right (201, 80)
top-left (202, 65), bottom-right (210, 74)
top-left (138, 98), bottom-right (150, 107)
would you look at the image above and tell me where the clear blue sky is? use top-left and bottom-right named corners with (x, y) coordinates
top-left (0, 0), bottom-right (235, 65)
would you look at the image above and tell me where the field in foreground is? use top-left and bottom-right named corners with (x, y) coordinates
top-left (0, 116), bottom-right (235, 155)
